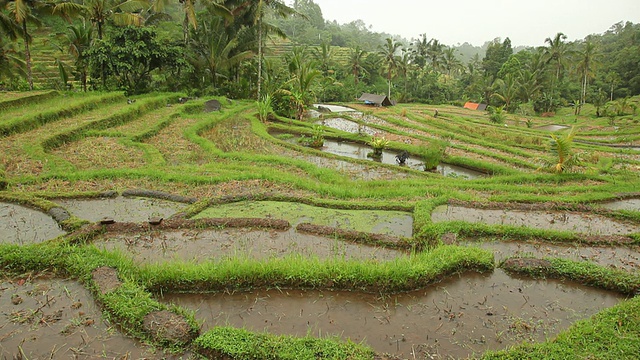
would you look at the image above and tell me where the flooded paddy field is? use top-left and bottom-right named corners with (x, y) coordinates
top-left (160, 269), bottom-right (624, 359)
top-left (0, 202), bottom-right (65, 244)
top-left (54, 196), bottom-right (187, 223)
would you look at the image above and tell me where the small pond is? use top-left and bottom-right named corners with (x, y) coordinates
top-left (0, 202), bottom-right (65, 244)
top-left (0, 278), bottom-right (171, 359)
top-left (97, 227), bottom-right (407, 264)
top-left (535, 124), bottom-right (570, 132)
top-left (315, 117), bottom-right (378, 136)
top-left (159, 269), bottom-right (623, 359)
top-left (432, 205), bottom-right (640, 236)
top-left (194, 201), bottom-right (413, 238)
top-left (54, 196), bottom-right (186, 223)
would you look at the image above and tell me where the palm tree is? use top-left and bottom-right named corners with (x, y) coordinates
top-left (5, 0), bottom-right (48, 90)
top-left (539, 126), bottom-right (581, 174)
top-left (442, 47), bottom-right (463, 79)
top-left (191, 16), bottom-right (253, 89)
top-left (378, 37), bottom-right (402, 99)
top-left (491, 73), bottom-right (518, 112)
top-left (312, 41), bottom-right (333, 76)
top-left (426, 38), bottom-right (444, 72)
top-left (348, 45), bottom-right (366, 86)
top-left (576, 39), bottom-right (599, 107)
top-left (65, 20), bottom-right (93, 91)
top-left (229, 0), bottom-right (296, 100)
top-left (0, 34), bottom-right (25, 86)
top-left (411, 33), bottom-right (428, 67)
top-left (543, 32), bottom-right (574, 108)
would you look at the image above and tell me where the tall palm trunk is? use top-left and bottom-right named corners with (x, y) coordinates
top-left (22, 21), bottom-right (33, 90)
top-left (257, 16), bottom-right (262, 100)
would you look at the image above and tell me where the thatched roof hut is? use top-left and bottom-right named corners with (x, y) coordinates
top-left (358, 93), bottom-right (393, 107)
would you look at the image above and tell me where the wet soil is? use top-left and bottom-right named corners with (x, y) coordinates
top-left (159, 269), bottom-right (623, 359)
top-left (96, 227), bottom-right (407, 264)
top-left (0, 202), bottom-right (66, 244)
top-left (193, 201), bottom-right (414, 237)
top-left (459, 240), bottom-right (640, 271)
top-left (313, 104), bottom-right (358, 113)
top-left (431, 204), bottom-right (640, 236)
top-left (0, 276), bottom-right (183, 359)
top-left (54, 196), bottom-right (187, 223)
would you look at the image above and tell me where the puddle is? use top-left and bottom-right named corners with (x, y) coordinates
top-left (193, 201), bottom-right (413, 237)
top-left (600, 199), bottom-right (640, 212)
top-left (0, 277), bottom-right (178, 359)
top-left (159, 269), bottom-right (623, 359)
top-left (460, 240), bottom-right (640, 271)
top-left (313, 104), bottom-right (358, 113)
top-left (280, 135), bottom-right (483, 179)
top-left (432, 205), bottom-right (640, 236)
top-left (54, 197), bottom-right (186, 223)
top-left (535, 124), bottom-right (570, 132)
top-left (0, 202), bottom-right (65, 244)
top-left (96, 228), bottom-right (407, 264)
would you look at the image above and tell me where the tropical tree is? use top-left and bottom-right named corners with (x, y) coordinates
top-left (0, 35), bottom-right (25, 87)
top-left (442, 47), bottom-right (463, 79)
top-left (64, 20), bottom-right (93, 91)
top-left (378, 37), bottom-right (402, 98)
top-left (4, 0), bottom-right (49, 90)
top-left (543, 32), bottom-right (574, 108)
top-left (539, 126), bottom-right (582, 174)
top-left (576, 39), bottom-right (599, 107)
top-left (491, 73), bottom-right (518, 112)
top-left (411, 33), bottom-right (429, 67)
top-left (348, 45), bottom-right (366, 85)
top-left (426, 38), bottom-right (444, 72)
top-left (190, 16), bottom-right (253, 90)
top-left (312, 41), bottom-right (333, 76)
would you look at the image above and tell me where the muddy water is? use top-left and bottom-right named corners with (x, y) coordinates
top-left (0, 202), bottom-right (65, 244)
top-left (97, 228), bottom-right (407, 264)
top-left (0, 277), bottom-right (182, 359)
top-left (282, 135), bottom-right (484, 179)
top-left (535, 124), bottom-right (570, 132)
top-left (55, 196), bottom-right (186, 223)
top-left (460, 240), bottom-right (640, 271)
top-left (193, 200), bottom-right (413, 237)
top-left (160, 269), bottom-right (623, 359)
top-left (600, 199), bottom-right (640, 212)
top-left (432, 205), bottom-right (640, 236)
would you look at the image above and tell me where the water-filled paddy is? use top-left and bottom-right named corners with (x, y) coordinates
top-left (194, 201), bottom-right (413, 237)
top-left (0, 278), bottom-right (169, 359)
top-left (55, 196), bottom-right (186, 223)
top-left (96, 228), bottom-right (407, 264)
top-left (600, 199), bottom-right (640, 212)
top-left (160, 269), bottom-right (623, 359)
top-left (0, 202), bottom-right (65, 244)
top-left (432, 205), bottom-right (640, 235)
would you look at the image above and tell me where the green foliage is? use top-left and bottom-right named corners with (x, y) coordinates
top-left (367, 136), bottom-right (388, 157)
top-left (488, 105), bottom-right (506, 124)
top-left (256, 94), bottom-right (273, 122)
top-left (87, 26), bottom-right (185, 95)
top-left (538, 126), bottom-right (582, 174)
top-left (298, 125), bottom-right (324, 147)
top-left (195, 327), bottom-right (376, 360)
top-left (417, 140), bottom-right (447, 170)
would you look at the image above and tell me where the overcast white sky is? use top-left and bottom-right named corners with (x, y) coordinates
top-left (306, 0), bottom-right (640, 46)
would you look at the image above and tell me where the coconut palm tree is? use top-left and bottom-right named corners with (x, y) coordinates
top-left (190, 16), bottom-right (253, 90)
top-left (0, 34), bottom-right (25, 86)
top-left (426, 38), bottom-right (444, 72)
top-left (575, 39), bottom-right (599, 107)
top-left (442, 47), bottom-right (463, 78)
top-left (4, 0), bottom-right (49, 90)
top-left (348, 45), bottom-right (366, 86)
top-left (378, 37), bottom-right (402, 99)
top-left (64, 20), bottom-right (93, 91)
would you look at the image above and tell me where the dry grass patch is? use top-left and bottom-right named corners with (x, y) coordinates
top-left (110, 105), bottom-right (178, 135)
top-left (52, 137), bottom-right (147, 170)
top-left (145, 116), bottom-right (209, 165)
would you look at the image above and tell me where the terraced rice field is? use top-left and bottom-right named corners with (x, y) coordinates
top-left (1, 91), bottom-right (639, 359)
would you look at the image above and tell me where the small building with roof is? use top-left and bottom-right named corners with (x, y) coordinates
top-left (358, 93), bottom-right (393, 107)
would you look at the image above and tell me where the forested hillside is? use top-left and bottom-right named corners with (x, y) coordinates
top-left (1, 0), bottom-right (639, 118)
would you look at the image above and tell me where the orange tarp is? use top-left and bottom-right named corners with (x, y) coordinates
top-left (464, 102), bottom-right (480, 110)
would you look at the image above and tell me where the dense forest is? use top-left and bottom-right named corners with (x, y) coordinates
top-left (1, 0), bottom-right (639, 118)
